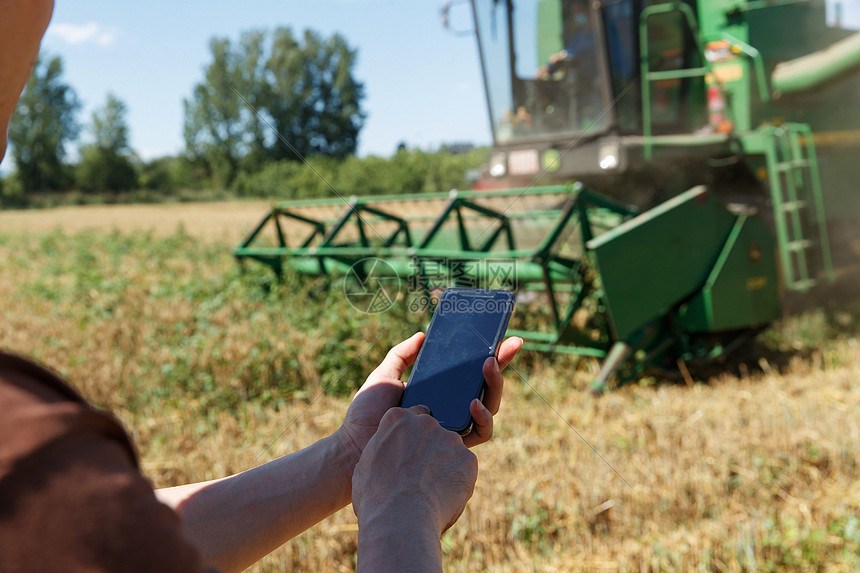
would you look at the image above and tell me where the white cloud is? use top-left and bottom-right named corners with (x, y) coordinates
top-left (46, 22), bottom-right (119, 47)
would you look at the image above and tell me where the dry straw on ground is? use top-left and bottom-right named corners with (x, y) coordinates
top-left (0, 200), bottom-right (271, 244)
top-left (1, 202), bottom-right (858, 572)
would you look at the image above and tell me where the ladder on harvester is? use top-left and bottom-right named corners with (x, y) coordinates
top-left (763, 123), bottom-right (833, 291)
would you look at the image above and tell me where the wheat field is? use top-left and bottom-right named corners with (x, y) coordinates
top-left (1, 201), bottom-right (858, 572)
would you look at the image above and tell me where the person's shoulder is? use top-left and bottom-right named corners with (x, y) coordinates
top-left (0, 350), bottom-right (140, 469)
top-left (0, 350), bottom-right (87, 403)
top-left (0, 350), bottom-right (210, 573)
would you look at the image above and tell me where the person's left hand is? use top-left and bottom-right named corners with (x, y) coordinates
top-left (336, 332), bottom-right (523, 464)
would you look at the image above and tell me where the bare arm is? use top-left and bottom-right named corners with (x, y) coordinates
top-left (155, 431), bottom-right (356, 573)
top-left (0, 0), bottom-right (54, 162)
top-left (356, 507), bottom-right (443, 573)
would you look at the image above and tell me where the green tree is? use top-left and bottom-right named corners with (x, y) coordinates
top-left (8, 54), bottom-right (81, 192)
top-left (183, 33), bottom-right (265, 187)
top-left (139, 155), bottom-right (201, 193)
top-left (263, 28), bottom-right (365, 161)
top-left (92, 92), bottom-right (131, 152)
top-left (76, 93), bottom-right (138, 192)
top-left (184, 27), bottom-right (366, 187)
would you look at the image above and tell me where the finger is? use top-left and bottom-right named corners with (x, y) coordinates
top-left (481, 357), bottom-right (503, 415)
top-left (368, 332), bottom-right (425, 382)
top-left (480, 337), bottom-right (522, 416)
top-left (405, 404), bottom-right (431, 416)
top-left (377, 406), bottom-right (409, 431)
top-left (463, 399), bottom-right (493, 448)
top-left (497, 337), bottom-right (523, 371)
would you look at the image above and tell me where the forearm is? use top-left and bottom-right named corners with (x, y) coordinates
top-left (357, 499), bottom-right (442, 573)
top-left (156, 431), bottom-right (357, 573)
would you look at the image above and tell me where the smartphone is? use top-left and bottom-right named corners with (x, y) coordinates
top-left (401, 288), bottom-right (516, 435)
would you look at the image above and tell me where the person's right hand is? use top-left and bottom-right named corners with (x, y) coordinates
top-left (352, 405), bottom-right (478, 537)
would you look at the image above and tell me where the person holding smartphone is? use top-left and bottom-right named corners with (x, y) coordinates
top-left (0, 333), bottom-right (521, 572)
top-left (0, 5), bottom-right (524, 571)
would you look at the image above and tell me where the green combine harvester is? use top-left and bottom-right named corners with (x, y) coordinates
top-left (236, 0), bottom-right (860, 390)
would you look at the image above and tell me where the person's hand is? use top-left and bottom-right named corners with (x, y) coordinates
top-left (336, 333), bottom-right (523, 464)
top-left (336, 332), bottom-right (426, 466)
top-left (536, 49), bottom-right (572, 79)
top-left (352, 406), bottom-right (478, 536)
top-left (548, 49), bottom-right (569, 64)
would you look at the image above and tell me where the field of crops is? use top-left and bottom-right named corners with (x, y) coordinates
top-left (1, 201), bottom-right (859, 572)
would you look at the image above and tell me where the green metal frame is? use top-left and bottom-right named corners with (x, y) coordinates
top-left (235, 184), bottom-right (638, 357)
top-left (707, 32), bottom-right (770, 105)
top-left (638, 7), bottom-right (768, 149)
top-left (639, 1), bottom-right (712, 160)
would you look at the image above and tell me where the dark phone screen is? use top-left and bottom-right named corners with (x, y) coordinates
top-left (402, 289), bottom-right (515, 433)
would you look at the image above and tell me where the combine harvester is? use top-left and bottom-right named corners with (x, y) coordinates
top-left (236, 0), bottom-right (860, 390)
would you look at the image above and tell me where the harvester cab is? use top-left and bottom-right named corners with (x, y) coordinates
top-left (472, 0), bottom-right (626, 185)
top-left (471, 0), bottom-right (860, 206)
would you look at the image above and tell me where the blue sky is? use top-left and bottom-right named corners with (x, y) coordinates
top-left (39, 0), bottom-right (489, 161)
top-left (15, 0), bottom-right (860, 164)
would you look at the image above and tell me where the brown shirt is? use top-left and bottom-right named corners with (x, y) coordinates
top-left (0, 352), bottom-right (212, 572)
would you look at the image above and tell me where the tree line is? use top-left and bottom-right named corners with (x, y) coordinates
top-left (0, 27), bottom-right (484, 207)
